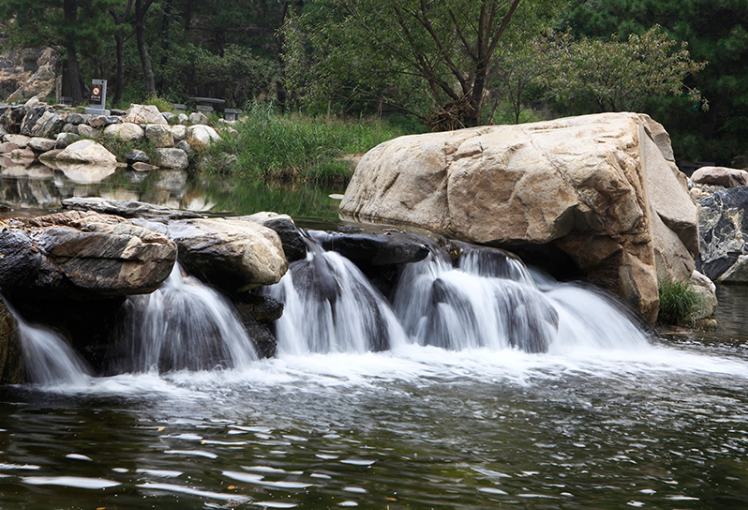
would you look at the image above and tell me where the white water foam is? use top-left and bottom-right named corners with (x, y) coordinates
top-left (268, 247), bottom-right (409, 355)
top-left (15, 236), bottom-right (748, 397)
top-left (118, 264), bottom-right (257, 373)
top-left (16, 315), bottom-right (92, 387)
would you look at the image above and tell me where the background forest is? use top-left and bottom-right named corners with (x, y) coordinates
top-left (0, 0), bottom-right (746, 167)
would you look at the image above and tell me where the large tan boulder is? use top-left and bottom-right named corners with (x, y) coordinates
top-left (340, 113), bottom-right (699, 324)
top-left (167, 217), bottom-right (289, 292)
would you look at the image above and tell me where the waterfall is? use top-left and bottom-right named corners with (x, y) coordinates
top-left (116, 265), bottom-right (258, 373)
top-left (13, 311), bottom-right (92, 386)
top-left (267, 240), bottom-right (409, 355)
top-left (270, 235), bottom-right (650, 355)
top-left (10, 229), bottom-right (652, 384)
top-left (393, 249), bottom-right (559, 353)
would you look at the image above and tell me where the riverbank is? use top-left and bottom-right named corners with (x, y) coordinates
top-left (0, 98), bottom-right (424, 188)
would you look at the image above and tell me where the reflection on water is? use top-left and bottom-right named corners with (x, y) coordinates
top-left (0, 344), bottom-right (747, 510)
top-left (0, 160), bottom-right (342, 220)
top-left (714, 285), bottom-right (748, 343)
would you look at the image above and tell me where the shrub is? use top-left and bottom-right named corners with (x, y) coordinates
top-left (658, 277), bottom-right (701, 326)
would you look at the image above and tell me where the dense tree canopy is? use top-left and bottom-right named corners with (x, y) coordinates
top-left (284, 0), bottom-right (565, 129)
top-left (564, 0), bottom-right (748, 164)
top-left (0, 0), bottom-right (745, 164)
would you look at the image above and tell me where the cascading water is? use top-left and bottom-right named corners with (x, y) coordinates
top-left (12, 308), bottom-right (92, 386)
top-left (270, 232), bottom-right (651, 355)
top-left (115, 264), bottom-right (258, 373)
top-left (267, 237), bottom-right (409, 355)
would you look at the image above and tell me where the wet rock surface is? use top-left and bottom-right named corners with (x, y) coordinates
top-left (167, 217), bottom-right (289, 292)
top-left (0, 210), bottom-right (177, 299)
top-left (697, 187), bottom-right (748, 282)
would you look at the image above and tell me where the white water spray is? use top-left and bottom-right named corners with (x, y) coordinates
top-left (270, 236), bottom-right (652, 356)
top-left (267, 243), bottom-right (409, 355)
top-left (14, 312), bottom-right (92, 386)
top-left (117, 265), bottom-right (258, 373)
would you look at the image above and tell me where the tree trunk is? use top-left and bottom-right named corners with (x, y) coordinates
top-left (63, 0), bottom-right (83, 105)
top-left (112, 36), bottom-right (124, 105)
top-left (136, 0), bottom-right (156, 97)
top-left (110, 1), bottom-right (133, 106)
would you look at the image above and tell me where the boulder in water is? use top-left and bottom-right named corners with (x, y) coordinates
top-left (341, 113), bottom-right (698, 324)
top-left (697, 187), bottom-right (748, 282)
top-left (239, 212), bottom-right (307, 262)
top-left (54, 139), bottom-right (118, 165)
top-left (0, 210), bottom-right (177, 299)
top-left (310, 230), bottom-right (430, 266)
top-left (167, 217), bottom-right (288, 292)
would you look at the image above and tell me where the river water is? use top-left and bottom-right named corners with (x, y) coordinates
top-left (1, 169), bottom-right (748, 509)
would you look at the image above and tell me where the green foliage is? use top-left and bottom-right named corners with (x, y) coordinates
top-left (563, 0), bottom-right (748, 164)
top-left (539, 26), bottom-right (706, 113)
top-left (212, 103), bottom-right (422, 185)
top-left (145, 95), bottom-right (175, 113)
top-left (0, 0), bottom-right (118, 52)
top-left (283, 0), bottom-right (564, 129)
top-left (658, 277), bottom-right (701, 326)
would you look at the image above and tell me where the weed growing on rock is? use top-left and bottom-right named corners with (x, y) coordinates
top-left (658, 276), bottom-right (702, 326)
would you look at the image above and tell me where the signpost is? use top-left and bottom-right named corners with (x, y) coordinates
top-left (85, 79), bottom-right (110, 115)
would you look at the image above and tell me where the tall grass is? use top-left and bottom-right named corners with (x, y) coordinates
top-left (658, 276), bottom-right (701, 326)
top-left (214, 103), bottom-right (425, 186)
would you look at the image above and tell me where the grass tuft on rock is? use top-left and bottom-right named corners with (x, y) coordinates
top-left (658, 276), bottom-right (701, 326)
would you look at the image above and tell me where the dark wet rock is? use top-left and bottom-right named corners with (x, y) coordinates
top-left (310, 230), bottom-right (429, 266)
top-left (697, 187), bottom-right (748, 282)
top-left (0, 106), bottom-right (27, 133)
top-left (422, 276), bottom-right (557, 354)
top-left (0, 296), bottom-right (21, 384)
top-left (239, 212), bottom-right (306, 262)
top-left (0, 210), bottom-right (177, 300)
top-left (65, 113), bottom-right (90, 125)
top-left (19, 106), bottom-right (45, 135)
top-left (63, 197), bottom-right (202, 220)
top-left (232, 293), bottom-right (283, 358)
top-left (284, 248), bottom-right (391, 352)
top-left (20, 108), bottom-right (65, 138)
top-left (11, 295), bottom-right (126, 374)
top-left (290, 244), bottom-right (342, 306)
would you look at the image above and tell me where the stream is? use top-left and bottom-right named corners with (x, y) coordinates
top-left (0, 167), bottom-right (747, 510)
